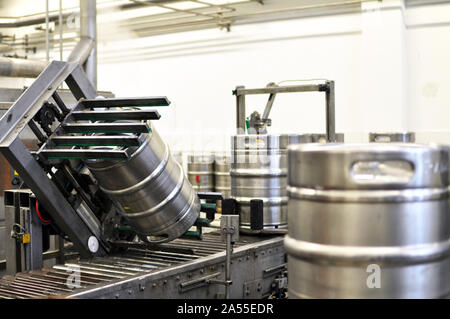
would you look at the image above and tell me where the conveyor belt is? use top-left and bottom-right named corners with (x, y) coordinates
top-left (0, 233), bottom-right (254, 299)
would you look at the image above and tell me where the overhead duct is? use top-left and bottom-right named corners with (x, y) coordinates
top-left (67, 38), bottom-right (95, 66)
top-left (0, 0), bottom-right (97, 80)
top-left (0, 57), bottom-right (48, 78)
top-left (80, 0), bottom-right (97, 88)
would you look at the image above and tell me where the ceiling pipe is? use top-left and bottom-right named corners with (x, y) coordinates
top-left (0, 57), bottom-right (48, 78)
top-left (0, 36), bottom-right (94, 78)
top-left (67, 38), bottom-right (95, 66)
top-left (0, 1), bottom-right (96, 79)
top-left (80, 0), bottom-right (97, 89)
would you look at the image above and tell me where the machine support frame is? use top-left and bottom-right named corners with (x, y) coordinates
top-left (0, 61), bottom-right (105, 258)
top-left (233, 81), bottom-right (336, 142)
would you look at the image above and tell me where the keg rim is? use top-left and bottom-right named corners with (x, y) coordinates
top-left (231, 133), bottom-right (308, 149)
top-left (287, 142), bottom-right (449, 153)
top-left (284, 235), bottom-right (450, 266)
top-left (85, 132), bottom-right (152, 170)
top-left (287, 186), bottom-right (449, 203)
top-left (186, 153), bottom-right (215, 163)
top-left (288, 143), bottom-right (450, 190)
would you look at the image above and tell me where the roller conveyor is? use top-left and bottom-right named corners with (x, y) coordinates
top-left (0, 233), bottom-right (286, 299)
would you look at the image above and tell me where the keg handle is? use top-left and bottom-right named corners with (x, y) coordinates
top-left (350, 159), bottom-right (415, 185)
top-left (373, 134), bottom-right (392, 143)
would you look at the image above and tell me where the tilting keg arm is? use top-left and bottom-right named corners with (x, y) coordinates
top-left (0, 60), bottom-right (171, 259)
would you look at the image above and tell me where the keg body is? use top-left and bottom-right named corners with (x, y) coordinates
top-left (214, 154), bottom-right (231, 210)
top-left (286, 143), bottom-right (450, 298)
top-left (86, 126), bottom-right (200, 243)
top-left (369, 132), bottom-right (415, 143)
top-left (231, 134), bottom-right (310, 230)
top-left (187, 154), bottom-right (215, 192)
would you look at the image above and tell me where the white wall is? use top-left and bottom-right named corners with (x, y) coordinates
top-left (1, 0), bottom-right (450, 151)
top-left (407, 2), bottom-right (450, 143)
top-left (97, 11), bottom-right (364, 151)
top-left (95, 0), bottom-right (450, 151)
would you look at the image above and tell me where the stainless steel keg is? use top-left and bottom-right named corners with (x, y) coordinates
top-left (214, 153), bottom-right (232, 209)
top-left (285, 143), bottom-right (450, 298)
top-left (85, 124), bottom-right (200, 243)
top-left (231, 134), bottom-right (311, 231)
top-left (369, 132), bottom-right (415, 143)
top-left (187, 154), bottom-right (215, 192)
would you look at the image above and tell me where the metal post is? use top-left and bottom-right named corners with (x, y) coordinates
top-left (235, 86), bottom-right (246, 134)
top-left (326, 80), bottom-right (336, 142)
top-left (25, 198), bottom-right (43, 271)
top-left (220, 214), bottom-right (239, 299)
top-left (45, 0), bottom-right (50, 62)
top-left (225, 232), bottom-right (232, 299)
top-left (80, 0), bottom-right (97, 88)
top-left (59, 0), bottom-right (63, 61)
top-left (5, 193), bottom-right (21, 275)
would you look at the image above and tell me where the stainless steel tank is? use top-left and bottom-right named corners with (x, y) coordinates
top-left (369, 132), bottom-right (415, 143)
top-left (187, 154), bottom-right (215, 192)
top-left (85, 124), bottom-right (200, 243)
top-left (231, 134), bottom-right (311, 231)
top-left (214, 153), bottom-right (231, 211)
top-left (285, 143), bottom-right (450, 298)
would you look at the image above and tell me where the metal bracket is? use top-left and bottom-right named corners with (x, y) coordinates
top-left (0, 61), bottom-right (104, 258)
top-left (243, 279), bottom-right (263, 299)
top-left (179, 272), bottom-right (222, 293)
top-left (263, 263), bottom-right (287, 278)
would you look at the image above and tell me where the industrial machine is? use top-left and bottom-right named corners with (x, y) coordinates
top-left (0, 61), bottom-right (287, 299)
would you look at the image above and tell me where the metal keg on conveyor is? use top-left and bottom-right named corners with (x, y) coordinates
top-left (285, 143), bottom-right (450, 298)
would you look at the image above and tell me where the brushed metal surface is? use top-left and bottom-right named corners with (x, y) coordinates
top-left (286, 143), bottom-right (450, 298)
top-left (231, 134), bottom-right (310, 231)
top-left (187, 154), bottom-right (214, 192)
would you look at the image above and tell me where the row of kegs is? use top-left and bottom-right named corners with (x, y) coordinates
top-left (179, 131), bottom-right (450, 298)
top-left (175, 133), bottom-right (344, 218)
top-left (172, 152), bottom-right (232, 212)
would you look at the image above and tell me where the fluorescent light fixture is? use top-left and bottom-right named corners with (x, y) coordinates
top-left (99, 6), bottom-right (174, 23)
top-left (53, 32), bottom-right (78, 40)
top-left (164, 1), bottom-right (208, 10)
top-left (97, 0), bottom-right (130, 9)
top-left (0, 17), bottom-right (17, 24)
top-left (199, 0), bottom-right (250, 5)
